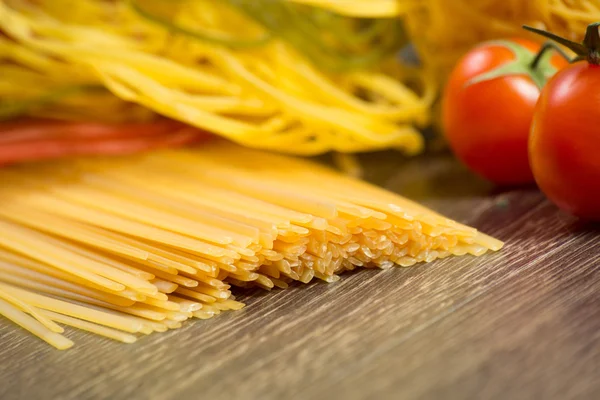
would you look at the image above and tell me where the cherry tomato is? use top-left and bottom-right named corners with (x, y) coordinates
top-left (442, 39), bottom-right (568, 185)
top-left (525, 23), bottom-right (600, 220)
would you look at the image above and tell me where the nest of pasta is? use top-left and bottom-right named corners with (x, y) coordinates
top-left (3, 0), bottom-right (598, 160)
top-left (0, 0), bottom-right (434, 156)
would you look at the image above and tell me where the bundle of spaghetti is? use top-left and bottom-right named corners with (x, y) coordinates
top-left (0, 141), bottom-right (503, 349)
top-left (404, 0), bottom-right (600, 84)
top-left (0, 0), bottom-right (434, 155)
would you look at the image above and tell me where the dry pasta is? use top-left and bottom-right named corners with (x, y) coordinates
top-left (0, 0), bottom-right (433, 155)
top-left (405, 0), bottom-right (600, 84)
top-left (288, 0), bottom-right (410, 18)
top-left (2, 0), bottom-right (598, 155)
top-left (0, 141), bottom-right (503, 349)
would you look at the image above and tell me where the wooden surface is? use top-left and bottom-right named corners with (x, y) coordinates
top-left (1, 152), bottom-right (599, 400)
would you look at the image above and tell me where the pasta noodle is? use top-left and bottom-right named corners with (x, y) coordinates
top-left (0, 142), bottom-right (503, 348)
top-left (0, 0), bottom-right (432, 155)
top-left (1, 0), bottom-right (597, 154)
top-left (405, 0), bottom-right (600, 84)
top-left (288, 0), bottom-right (410, 18)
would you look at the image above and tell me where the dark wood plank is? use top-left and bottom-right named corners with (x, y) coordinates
top-left (1, 153), bottom-right (598, 400)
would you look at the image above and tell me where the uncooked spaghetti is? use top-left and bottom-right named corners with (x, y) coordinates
top-left (0, 141), bottom-right (503, 348)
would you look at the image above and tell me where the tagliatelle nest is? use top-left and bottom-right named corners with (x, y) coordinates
top-left (0, 0), bottom-right (434, 155)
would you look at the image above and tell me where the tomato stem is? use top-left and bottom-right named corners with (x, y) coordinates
top-left (530, 42), bottom-right (572, 70)
top-left (583, 23), bottom-right (600, 64)
top-left (523, 23), bottom-right (600, 65)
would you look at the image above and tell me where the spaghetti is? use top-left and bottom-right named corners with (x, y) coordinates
top-left (0, 142), bottom-right (503, 349)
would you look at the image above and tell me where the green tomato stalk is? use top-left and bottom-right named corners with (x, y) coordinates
top-left (464, 40), bottom-right (565, 90)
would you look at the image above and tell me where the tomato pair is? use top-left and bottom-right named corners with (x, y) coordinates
top-left (442, 24), bottom-right (600, 221)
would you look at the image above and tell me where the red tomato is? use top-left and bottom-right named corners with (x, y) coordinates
top-left (442, 39), bottom-right (568, 185)
top-left (530, 62), bottom-right (600, 220)
top-left (524, 23), bottom-right (600, 220)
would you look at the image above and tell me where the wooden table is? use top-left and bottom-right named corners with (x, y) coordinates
top-left (1, 152), bottom-right (599, 400)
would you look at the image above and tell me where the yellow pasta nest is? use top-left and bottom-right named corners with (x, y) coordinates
top-left (0, 142), bottom-right (503, 349)
top-left (3, 0), bottom-right (597, 154)
top-left (405, 0), bottom-right (600, 83)
top-left (0, 0), bottom-right (433, 155)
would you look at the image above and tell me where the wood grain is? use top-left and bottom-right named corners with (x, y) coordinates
top-left (1, 152), bottom-right (599, 400)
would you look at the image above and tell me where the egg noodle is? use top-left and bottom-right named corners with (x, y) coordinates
top-left (0, 141), bottom-right (503, 349)
top-left (0, 0), bottom-right (434, 155)
top-left (405, 0), bottom-right (600, 83)
top-left (2, 0), bottom-right (597, 154)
